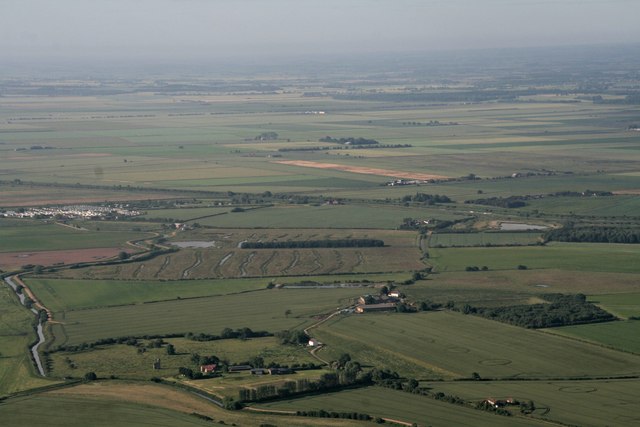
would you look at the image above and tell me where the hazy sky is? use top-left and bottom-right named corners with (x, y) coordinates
top-left (2, 0), bottom-right (639, 62)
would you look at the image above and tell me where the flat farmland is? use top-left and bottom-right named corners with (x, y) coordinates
top-left (588, 292), bottom-right (640, 318)
top-left (49, 336), bottom-right (317, 380)
top-left (186, 204), bottom-right (466, 229)
top-left (312, 311), bottom-right (640, 379)
top-left (428, 242), bottom-right (640, 273)
top-left (0, 247), bottom-right (132, 271)
top-left (254, 386), bottom-right (547, 427)
top-left (0, 183), bottom-right (178, 207)
top-left (399, 269), bottom-right (640, 306)
top-left (547, 320), bottom-right (640, 354)
top-left (522, 195), bottom-right (640, 218)
top-left (24, 381), bottom-right (366, 427)
top-left (0, 383), bottom-right (360, 427)
top-left (0, 219), bottom-right (149, 253)
top-left (50, 288), bottom-right (363, 346)
top-left (422, 379), bottom-right (640, 427)
top-left (429, 231), bottom-right (543, 247)
top-left (27, 273), bottom-right (404, 312)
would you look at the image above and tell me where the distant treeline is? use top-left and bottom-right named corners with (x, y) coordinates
top-left (593, 94), bottom-right (640, 105)
top-left (466, 196), bottom-right (528, 208)
top-left (319, 136), bottom-right (379, 145)
top-left (333, 89), bottom-right (563, 103)
top-left (402, 193), bottom-right (452, 205)
top-left (545, 223), bottom-right (640, 244)
top-left (278, 144), bottom-right (410, 152)
top-left (240, 239), bottom-right (384, 249)
top-left (466, 190), bottom-right (613, 209)
top-left (465, 293), bottom-right (615, 328)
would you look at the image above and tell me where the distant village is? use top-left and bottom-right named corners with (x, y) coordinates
top-left (1, 204), bottom-right (142, 220)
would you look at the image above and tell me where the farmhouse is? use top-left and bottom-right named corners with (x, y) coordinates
top-left (228, 365), bottom-right (253, 372)
top-left (355, 302), bottom-right (397, 313)
top-left (250, 368), bottom-right (269, 375)
top-left (308, 338), bottom-right (320, 347)
top-left (200, 364), bottom-right (217, 374)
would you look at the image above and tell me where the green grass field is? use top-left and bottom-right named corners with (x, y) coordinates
top-left (422, 378), bottom-right (640, 427)
top-left (311, 311), bottom-right (640, 379)
top-left (400, 269), bottom-right (640, 306)
top-left (0, 382), bottom-right (365, 427)
top-left (0, 394), bottom-right (214, 427)
top-left (254, 386), bottom-right (547, 427)
top-left (181, 204), bottom-right (467, 229)
top-left (50, 288), bottom-right (363, 347)
top-left (429, 231), bottom-right (543, 247)
top-left (428, 242), bottom-right (640, 273)
top-left (547, 320), bottom-right (640, 354)
top-left (26, 273), bottom-right (406, 312)
top-left (0, 219), bottom-right (149, 253)
top-left (589, 293), bottom-right (640, 318)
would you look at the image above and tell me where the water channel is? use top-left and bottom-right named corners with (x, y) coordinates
top-left (4, 276), bottom-right (46, 376)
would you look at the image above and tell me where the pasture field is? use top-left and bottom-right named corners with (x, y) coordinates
top-left (181, 203), bottom-right (467, 229)
top-left (19, 382), bottom-right (365, 427)
top-left (253, 386), bottom-right (547, 427)
top-left (547, 320), bottom-right (640, 354)
top-left (428, 231), bottom-right (543, 247)
top-left (49, 336), bottom-right (317, 380)
top-left (0, 182), bottom-right (178, 207)
top-left (311, 311), bottom-right (640, 379)
top-left (0, 383), bottom-right (364, 427)
top-left (170, 227), bottom-right (420, 247)
top-left (26, 274), bottom-right (405, 312)
top-left (428, 242), bottom-right (640, 273)
top-left (0, 393), bottom-right (214, 427)
top-left (49, 288), bottom-right (363, 346)
top-left (4, 93), bottom-right (640, 201)
top-left (521, 195), bottom-right (640, 218)
top-left (588, 292), bottom-right (640, 318)
top-left (0, 284), bottom-right (58, 397)
top-left (422, 378), bottom-right (640, 427)
top-left (400, 269), bottom-right (640, 306)
top-left (0, 219), bottom-right (149, 253)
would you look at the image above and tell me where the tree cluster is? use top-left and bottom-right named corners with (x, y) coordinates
top-left (468, 293), bottom-right (616, 328)
top-left (275, 330), bottom-right (309, 345)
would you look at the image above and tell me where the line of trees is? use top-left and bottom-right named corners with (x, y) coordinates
top-left (319, 136), bottom-right (379, 145)
top-left (465, 196), bottom-right (528, 208)
top-left (545, 223), bottom-right (640, 244)
top-left (240, 239), bottom-right (384, 249)
top-left (402, 193), bottom-right (452, 205)
top-left (278, 144), bottom-right (410, 152)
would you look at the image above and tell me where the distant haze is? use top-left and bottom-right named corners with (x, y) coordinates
top-left (2, 0), bottom-right (640, 67)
